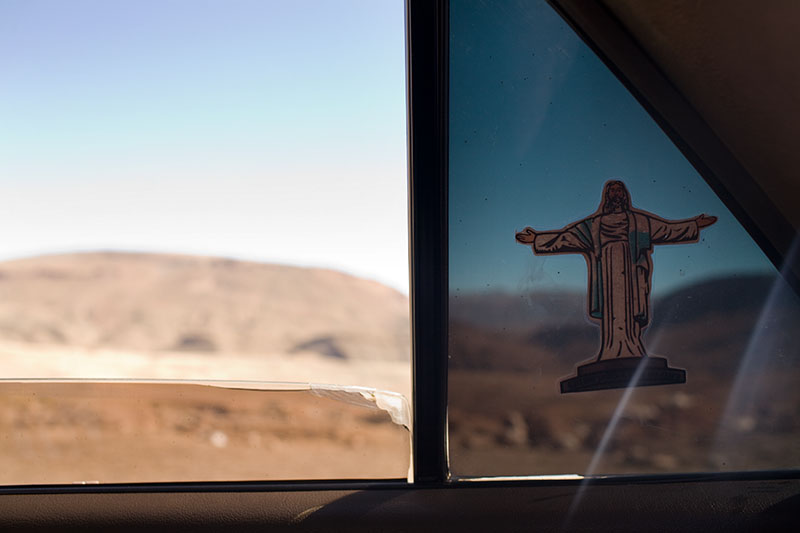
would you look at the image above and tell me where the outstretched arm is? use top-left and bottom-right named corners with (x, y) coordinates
top-left (651, 214), bottom-right (716, 244)
top-left (516, 221), bottom-right (593, 255)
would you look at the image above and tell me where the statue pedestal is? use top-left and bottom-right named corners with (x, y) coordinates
top-left (560, 356), bottom-right (685, 394)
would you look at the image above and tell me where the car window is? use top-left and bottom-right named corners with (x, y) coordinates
top-left (0, 0), bottom-right (410, 484)
top-left (448, 0), bottom-right (800, 478)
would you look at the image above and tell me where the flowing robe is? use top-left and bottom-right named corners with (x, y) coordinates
top-left (532, 210), bottom-right (699, 360)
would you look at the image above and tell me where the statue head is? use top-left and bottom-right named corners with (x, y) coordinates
top-left (602, 180), bottom-right (631, 213)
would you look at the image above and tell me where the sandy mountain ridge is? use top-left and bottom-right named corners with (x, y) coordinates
top-left (0, 252), bottom-right (410, 362)
top-left (0, 251), bottom-right (794, 373)
top-left (450, 273), bottom-right (794, 330)
top-left (449, 272), bottom-right (800, 374)
top-left (448, 274), bottom-right (800, 476)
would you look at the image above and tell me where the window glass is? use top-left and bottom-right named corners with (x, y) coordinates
top-left (448, 0), bottom-right (800, 478)
top-left (0, 0), bottom-right (409, 483)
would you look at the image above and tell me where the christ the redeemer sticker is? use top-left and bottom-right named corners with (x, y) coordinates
top-left (515, 180), bottom-right (717, 393)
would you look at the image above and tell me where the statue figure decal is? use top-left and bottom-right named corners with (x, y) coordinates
top-left (515, 180), bottom-right (717, 393)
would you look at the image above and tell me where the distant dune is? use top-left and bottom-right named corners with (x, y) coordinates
top-left (0, 253), bottom-right (417, 484)
top-left (447, 273), bottom-right (800, 477)
top-left (0, 252), bottom-right (410, 362)
top-left (449, 273), bottom-right (800, 374)
top-left (1, 253), bottom-right (798, 479)
top-left (450, 273), bottom-right (795, 330)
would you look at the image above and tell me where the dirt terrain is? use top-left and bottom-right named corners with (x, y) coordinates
top-left (0, 252), bottom-right (411, 484)
top-left (0, 382), bottom-right (409, 484)
top-left (448, 273), bottom-right (800, 477)
top-left (1, 252), bottom-right (797, 483)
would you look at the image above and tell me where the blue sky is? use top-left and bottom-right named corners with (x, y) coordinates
top-left (0, 0), bottom-right (409, 291)
top-left (449, 0), bottom-right (776, 295)
top-left (0, 0), bottom-right (778, 297)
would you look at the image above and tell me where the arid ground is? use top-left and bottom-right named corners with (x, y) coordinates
top-left (0, 253), bottom-right (411, 484)
top-left (448, 274), bottom-right (800, 477)
top-left (1, 253), bottom-right (798, 484)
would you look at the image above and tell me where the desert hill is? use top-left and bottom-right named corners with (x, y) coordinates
top-left (0, 252), bottom-right (410, 362)
top-left (447, 273), bottom-right (800, 477)
top-left (1, 254), bottom-right (798, 479)
top-left (450, 273), bottom-right (796, 330)
top-left (0, 253), bottom-right (412, 484)
top-left (449, 273), bottom-right (800, 374)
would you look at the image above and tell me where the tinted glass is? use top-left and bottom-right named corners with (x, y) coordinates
top-left (448, 0), bottom-right (800, 478)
